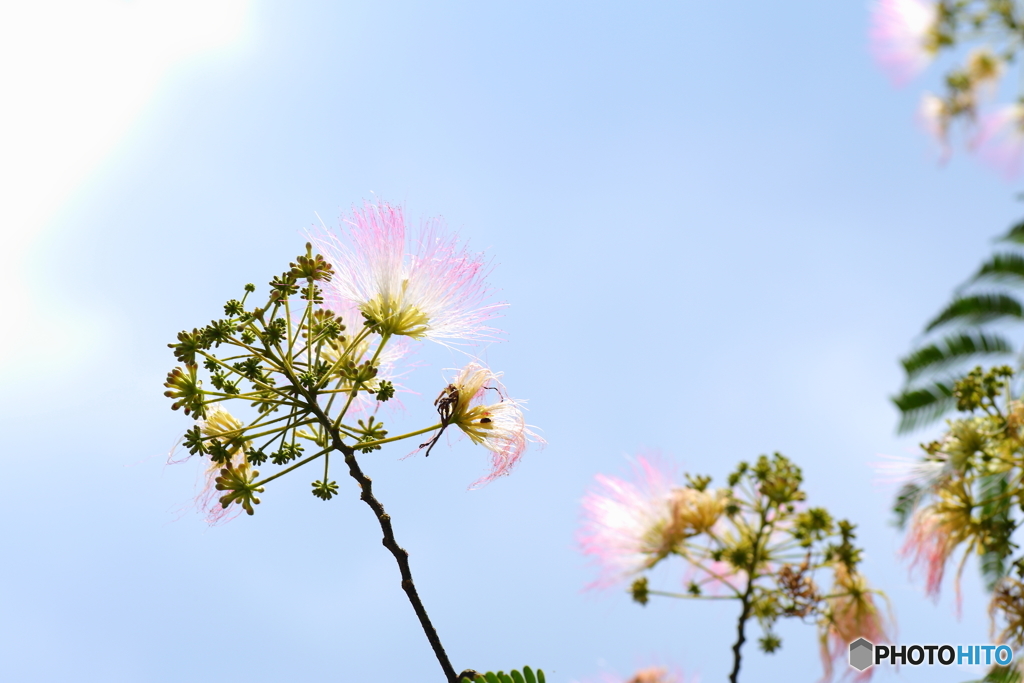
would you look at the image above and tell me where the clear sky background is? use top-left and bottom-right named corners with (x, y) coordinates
top-left (1, 2), bottom-right (1020, 682)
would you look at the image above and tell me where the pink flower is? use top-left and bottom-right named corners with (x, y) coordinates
top-left (971, 104), bottom-right (1024, 180)
top-left (622, 668), bottom-right (686, 683)
top-left (578, 663), bottom-right (692, 683)
top-left (430, 362), bottom-right (543, 489)
top-left (312, 201), bottom-right (505, 346)
top-left (869, 0), bottom-right (938, 86)
top-left (900, 505), bottom-right (968, 610)
top-left (819, 565), bottom-right (892, 682)
top-left (870, 453), bottom-right (949, 498)
top-left (579, 456), bottom-right (684, 588)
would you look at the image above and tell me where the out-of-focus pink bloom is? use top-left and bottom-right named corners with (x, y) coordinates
top-left (581, 663), bottom-right (691, 683)
top-left (918, 93), bottom-right (952, 162)
top-left (971, 104), bottom-right (1024, 180)
top-left (579, 457), bottom-right (674, 586)
top-left (623, 668), bottom-right (684, 683)
top-left (900, 506), bottom-right (963, 605)
top-left (819, 566), bottom-right (892, 682)
top-left (579, 456), bottom-right (685, 588)
top-left (870, 453), bottom-right (947, 490)
top-left (869, 0), bottom-right (938, 86)
top-left (312, 201), bottom-right (505, 346)
top-left (436, 362), bottom-right (543, 489)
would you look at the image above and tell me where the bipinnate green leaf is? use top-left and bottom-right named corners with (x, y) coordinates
top-left (974, 253), bottom-right (1024, 284)
top-left (979, 473), bottom-right (1013, 592)
top-left (901, 332), bottom-right (1013, 381)
top-left (1001, 219), bottom-right (1024, 245)
top-left (925, 294), bottom-right (1024, 332)
top-left (460, 668), bottom-right (543, 683)
top-left (891, 483), bottom-right (923, 529)
top-left (892, 381), bottom-right (956, 434)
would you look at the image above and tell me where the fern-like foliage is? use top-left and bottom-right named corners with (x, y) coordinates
top-left (894, 219), bottom-right (1024, 433)
top-left (901, 333), bottom-right (1013, 381)
top-left (924, 294), bottom-right (1024, 332)
top-left (1003, 219), bottom-right (1024, 245)
top-left (979, 472), bottom-right (1015, 592)
top-left (974, 253), bottom-right (1024, 285)
top-left (892, 380), bottom-right (958, 434)
top-left (460, 667), bottom-right (545, 683)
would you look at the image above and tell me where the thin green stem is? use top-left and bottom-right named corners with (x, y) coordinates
top-left (356, 423), bottom-right (443, 450)
top-left (333, 331), bottom-right (393, 429)
top-left (646, 589), bottom-right (738, 601)
top-left (251, 445), bottom-right (331, 488)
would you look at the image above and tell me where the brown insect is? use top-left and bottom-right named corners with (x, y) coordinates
top-left (434, 384), bottom-right (459, 422)
top-left (420, 384), bottom-right (459, 457)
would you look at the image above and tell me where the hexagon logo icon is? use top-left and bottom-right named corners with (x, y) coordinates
top-left (849, 638), bottom-right (874, 672)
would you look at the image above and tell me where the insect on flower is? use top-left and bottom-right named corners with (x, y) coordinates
top-left (416, 362), bottom-right (542, 487)
top-left (420, 384), bottom-right (460, 457)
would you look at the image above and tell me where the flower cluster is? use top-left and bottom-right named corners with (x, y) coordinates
top-left (892, 366), bottom-right (1024, 645)
top-left (581, 453), bottom-right (889, 681)
top-left (165, 201), bottom-right (539, 522)
top-left (870, 0), bottom-right (1024, 177)
top-left (311, 201), bottom-right (505, 345)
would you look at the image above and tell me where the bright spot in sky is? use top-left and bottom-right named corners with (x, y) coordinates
top-left (0, 0), bottom-right (250, 385)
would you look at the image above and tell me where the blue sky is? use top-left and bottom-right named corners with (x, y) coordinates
top-left (1, 2), bottom-right (1021, 682)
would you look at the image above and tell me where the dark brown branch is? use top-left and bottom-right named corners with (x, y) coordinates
top-left (338, 437), bottom-right (458, 683)
top-left (729, 575), bottom-right (755, 683)
top-left (305, 397), bottom-right (457, 683)
top-left (729, 504), bottom-right (772, 683)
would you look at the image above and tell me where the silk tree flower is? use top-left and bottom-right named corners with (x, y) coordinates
top-left (990, 578), bottom-right (1024, 650)
top-left (196, 405), bottom-right (252, 525)
top-left (971, 103), bottom-right (1024, 180)
top-left (591, 666), bottom-right (689, 683)
top-left (433, 362), bottom-right (542, 489)
top-left (873, 418), bottom-right (998, 490)
top-left (312, 200), bottom-right (505, 346)
top-left (919, 92), bottom-right (952, 162)
top-left (672, 486), bottom-right (727, 535)
top-left (871, 453), bottom-right (948, 490)
top-left (869, 0), bottom-right (939, 86)
top-left (901, 488), bottom-right (976, 610)
top-left (318, 299), bottom-right (416, 414)
top-left (819, 565), bottom-right (891, 682)
top-left (579, 456), bottom-right (678, 587)
top-left (579, 455), bottom-right (728, 588)
top-left (622, 668), bottom-right (683, 683)
top-left (577, 665), bottom-right (690, 683)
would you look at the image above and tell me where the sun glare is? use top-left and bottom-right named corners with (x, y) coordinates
top-left (0, 0), bottom-right (250, 383)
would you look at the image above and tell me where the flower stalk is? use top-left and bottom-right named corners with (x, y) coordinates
top-left (164, 204), bottom-right (541, 681)
top-left (580, 453), bottom-right (890, 682)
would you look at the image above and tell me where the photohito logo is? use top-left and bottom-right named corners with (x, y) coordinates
top-left (849, 638), bottom-right (1014, 672)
